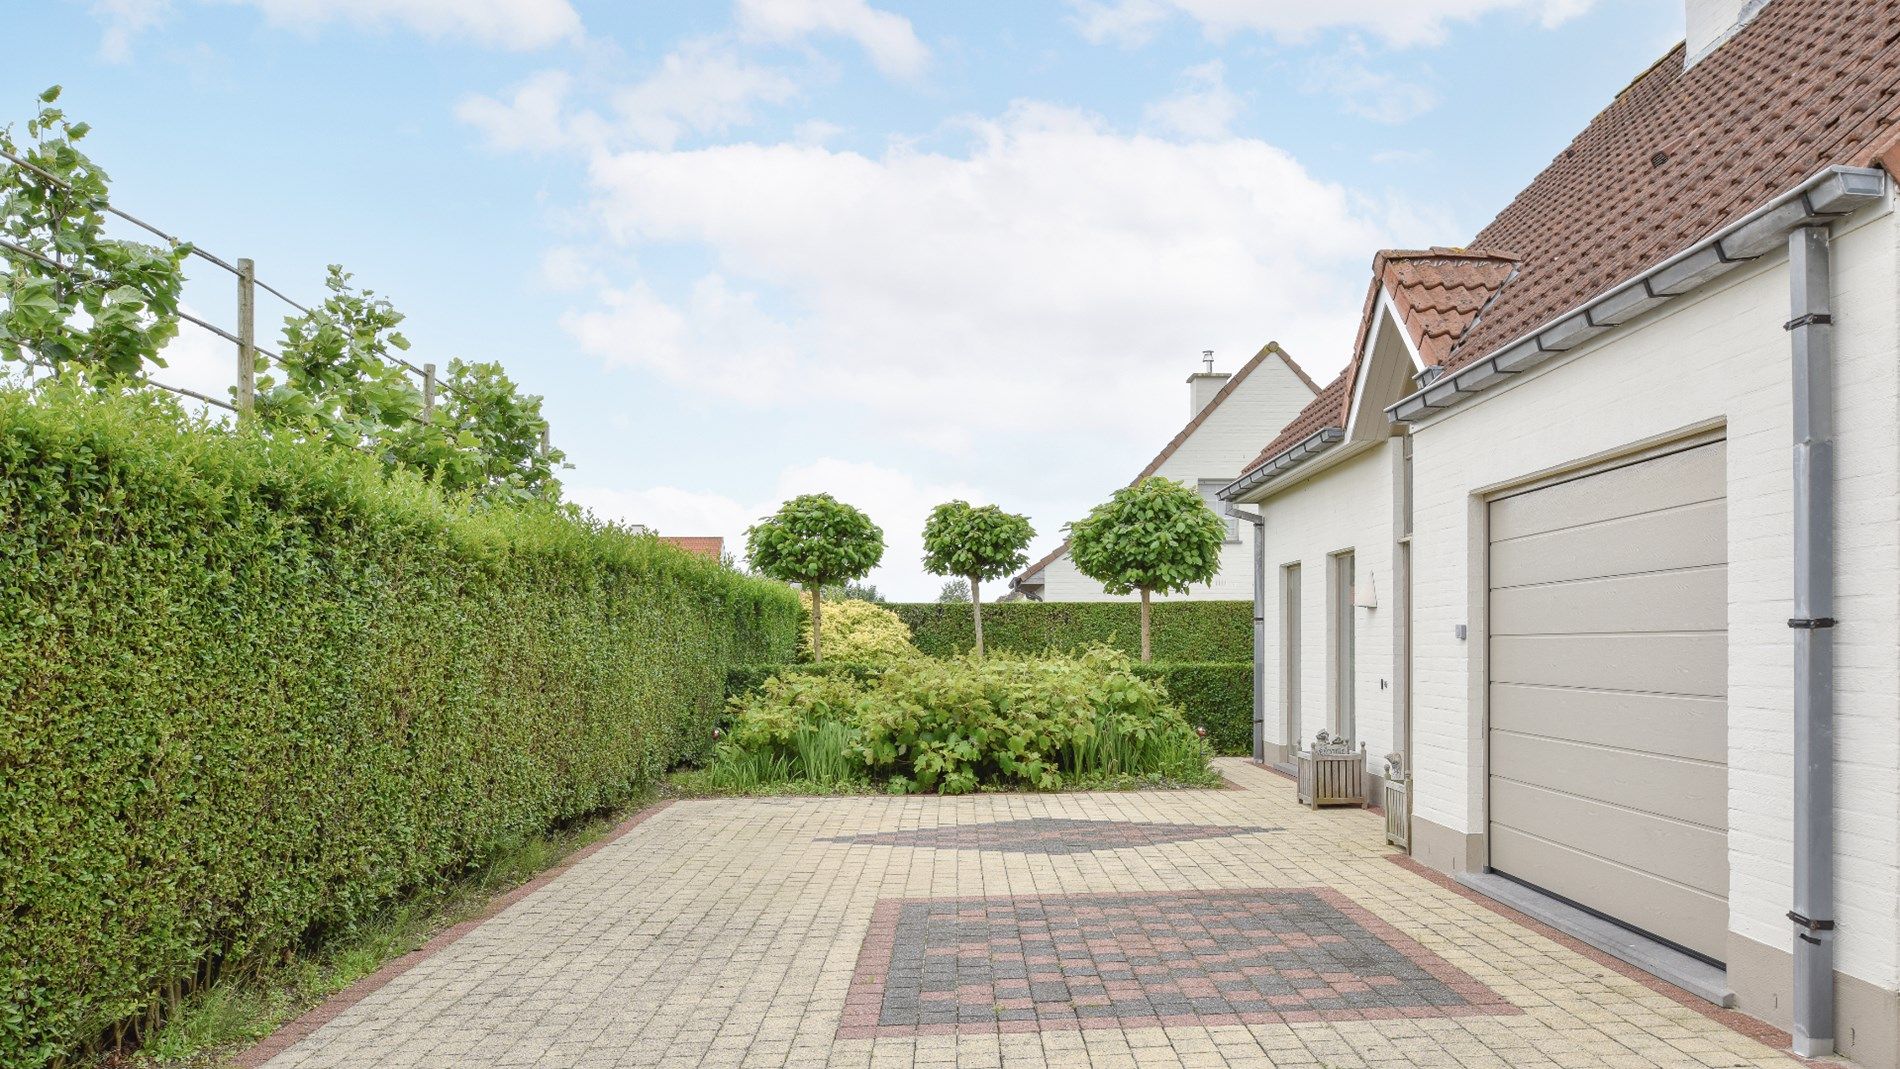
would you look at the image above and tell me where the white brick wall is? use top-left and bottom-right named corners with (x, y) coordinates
top-left (1252, 441), bottom-right (1402, 765)
top-left (1034, 354), bottom-right (1315, 603)
top-left (1406, 209), bottom-right (1900, 990)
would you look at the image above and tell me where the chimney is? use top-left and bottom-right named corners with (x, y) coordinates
top-left (1187, 350), bottom-right (1230, 418)
top-left (1685, 0), bottom-right (1769, 67)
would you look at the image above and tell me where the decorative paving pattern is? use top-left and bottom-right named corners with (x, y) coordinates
top-left (837, 888), bottom-right (1521, 1038)
top-left (249, 760), bottom-right (1805, 1069)
top-left (821, 817), bottom-right (1280, 854)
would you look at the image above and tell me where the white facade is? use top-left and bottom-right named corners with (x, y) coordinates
top-left (1228, 198), bottom-right (1900, 1063)
top-left (1017, 346), bottom-right (1316, 602)
top-left (1251, 442), bottom-right (1402, 767)
top-left (1403, 207), bottom-right (1899, 1052)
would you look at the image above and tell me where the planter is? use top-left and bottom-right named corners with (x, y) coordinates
top-left (1296, 731), bottom-right (1367, 809)
top-left (1382, 753), bottom-right (1411, 849)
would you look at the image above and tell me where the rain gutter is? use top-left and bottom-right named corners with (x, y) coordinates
top-left (1384, 166), bottom-right (1887, 424)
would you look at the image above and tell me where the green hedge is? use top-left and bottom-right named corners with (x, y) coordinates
top-left (0, 388), bottom-right (800, 1068)
top-left (1132, 662), bottom-right (1252, 757)
top-left (726, 660), bottom-right (1252, 757)
top-left (889, 600), bottom-right (1252, 662)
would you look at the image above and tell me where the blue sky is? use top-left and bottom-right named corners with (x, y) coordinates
top-left (10, 0), bottom-right (1683, 598)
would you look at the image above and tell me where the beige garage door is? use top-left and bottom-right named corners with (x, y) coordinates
top-left (1486, 440), bottom-right (1728, 962)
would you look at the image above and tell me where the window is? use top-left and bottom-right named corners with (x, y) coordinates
top-left (1281, 563), bottom-right (1302, 755)
top-left (1330, 550), bottom-right (1356, 742)
top-left (1198, 480), bottom-right (1240, 542)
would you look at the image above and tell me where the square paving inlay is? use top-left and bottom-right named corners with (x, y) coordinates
top-left (822, 817), bottom-right (1279, 855)
top-left (838, 887), bottom-right (1520, 1038)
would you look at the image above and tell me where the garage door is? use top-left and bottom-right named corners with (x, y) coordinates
top-left (1487, 440), bottom-right (1728, 962)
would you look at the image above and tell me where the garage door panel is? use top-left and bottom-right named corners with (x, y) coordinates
top-left (1489, 567), bottom-right (1725, 636)
top-left (1489, 779), bottom-right (1727, 895)
top-left (1489, 633), bottom-right (1725, 698)
top-left (1490, 732), bottom-right (1725, 829)
top-left (1490, 683), bottom-right (1725, 763)
top-left (1488, 443), bottom-right (1725, 541)
top-left (1487, 439), bottom-right (1728, 962)
top-left (1489, 825), bottom-right (1728, 961)
top-left (1489, 501), bottom-right (1726, 588)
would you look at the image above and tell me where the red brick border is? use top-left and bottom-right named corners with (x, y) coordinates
top-left (231, 799), bottom-right (676, 1068)
top-left (837, 886), bottom-right (1521, 1038)
top-left (1384, 855), bottom-right (1809, 1065)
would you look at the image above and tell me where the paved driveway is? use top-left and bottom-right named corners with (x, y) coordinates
top-left (251, 760), bottom-right (1798, 1069)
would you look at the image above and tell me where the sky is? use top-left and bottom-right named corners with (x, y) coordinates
top-left (8, 0), bottom-right (1685, 599)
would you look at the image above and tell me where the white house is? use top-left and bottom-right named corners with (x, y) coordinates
top-left (1010, 343), bottom-right (1316, 602)
top-left (1221, 2), bottom-right (1900, 1063)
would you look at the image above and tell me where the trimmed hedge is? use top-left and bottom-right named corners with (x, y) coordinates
top-left (1132, 662), bottom-right (1251, 757)
top-left (889, 600), bottom-right (1251, 662)
top-left (0, 388), bottom-right (800, 1068)
top-left (726, 660), bottom-right (1252, 758)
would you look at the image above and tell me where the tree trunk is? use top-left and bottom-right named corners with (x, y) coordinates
top-left (1139, 587), bottom-right (1152, 662)
top-left (809, 583), bottom-right (823, 663)
top-left (970, 575), bottom-right (984, 659)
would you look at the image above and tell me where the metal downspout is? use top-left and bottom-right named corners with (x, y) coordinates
top-left (1786, 224), bottom-right (1836, 1059)
top-left (1231, 505), bottom-right (1268, 763)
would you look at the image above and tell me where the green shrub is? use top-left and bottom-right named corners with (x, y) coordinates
top-left (723, 659), bottom-right (1253, 758)
top-left (713, 647), bottom-right (1217, 793)
top-left (888, 600), bottom-right (1251, 662)
top-left (796, 591), bottom-right (918, 664)
top-left (1131, 662), bottom-right (1252, 756)
top-left (0, 386), bottom-right (800, 1068)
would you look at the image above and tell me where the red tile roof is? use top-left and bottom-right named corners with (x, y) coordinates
top-left (658, 536), bottom-right (724, 560)
top-left (1240, 249), bottom-right (1515, 474)
top-left (1380, 249), bottom-right (1518, 366)
top-left (1014, 343), bottom-right (1316, 586)
top-left (1239, 0), bottom-right (1900, 477)
top-left (1448, 0), bottom-right (1900, 368)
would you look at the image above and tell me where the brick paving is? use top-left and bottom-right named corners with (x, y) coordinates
top-left (821, 817), bottom-right (1282, 855)
top-left (252, 760), bottom-right (1803, 1068)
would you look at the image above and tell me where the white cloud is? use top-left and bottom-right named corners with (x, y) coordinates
top-left (89, 0), bottom-right (171, 62)
top-left (735, 0), bottom-right (930, 79)
top-left (88, 0), bottom-right (581, 57)
top-left (226, 0), bottom-right (582, 49)
top-left (612, 40), bottom-right (800, 149)
top-left (1069, 0), bottom-right (1596, 48)
top-left (1142, 60), bottom-right (1242, 140)
top-left (1304, 45), bottom-right (1438, 123)
top-left (149, 305), bottom-right (239, 421)
top-left (456, 69), bottom-right (577, 152)
top-left (561, 101), bottom-right (1434, 459)
top-left (569, 458), bottom-right (985, 599)
top-left (458, 43), bottom-right (799, 152)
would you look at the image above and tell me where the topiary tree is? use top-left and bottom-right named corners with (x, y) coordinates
top-left (921, 501), bottom-right (1035, 658)
top-left (746, 494), bottom-right (884, 662)
top-left (1065, 477), bottom-right (1226, 661)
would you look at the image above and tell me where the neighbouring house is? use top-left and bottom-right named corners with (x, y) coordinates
top-left (657, 535), bottom-right (724, 560)
top-left (1221, 1), bottom-right (1900, 1063)
top-left (1008, 343), bottom-right (1317, 602)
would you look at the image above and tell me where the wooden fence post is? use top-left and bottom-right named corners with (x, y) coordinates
top-left (422, 362), bottom-right (436, 423)
top-left (235, 257), bottom-right (256, 420)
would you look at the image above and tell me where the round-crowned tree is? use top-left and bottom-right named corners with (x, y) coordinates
top-left (920, 501), bottom-right (1035, 658)
top-left (1065, 477), bottom-right (1226, 661)
top-left (746, 494), bottom-right (885, 662)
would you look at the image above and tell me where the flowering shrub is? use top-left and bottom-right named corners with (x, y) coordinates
top-left (797, 591), bottom-right (918, 664)
top-left (710, 647), bottom-right (1216, 794)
